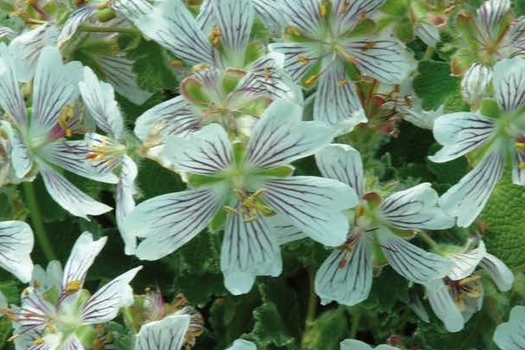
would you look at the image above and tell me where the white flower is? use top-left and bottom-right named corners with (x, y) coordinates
top-left (226, 339), bottom-right (257, 350)
top-left (430, 57), bottom-right (525, 227)
top-left (124, 99), bottom-right (356, 295)
top-left (0, 45), bottom-right (114, 219)
top-left (340, 339), bottom-right (399, 350)
top-left (135, 314), bottom-right (190, 350)
top-left (425, 240), bottom-right (514, 332)
top-left (493, 305), bottom-right (525, 350)
top-left (0, 220), bottom-right (34, 283)
top-left (11, 232), bottom-right (142, 350)
top-left (313, 144), bottom-right (454, 306)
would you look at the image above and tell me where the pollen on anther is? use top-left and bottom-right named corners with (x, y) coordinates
top-left (297, 55), bottom-right (310, 63)
top-left (336, 79), bottom-right (348, 87)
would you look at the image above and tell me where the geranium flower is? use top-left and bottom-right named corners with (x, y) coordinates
top-left (226, 339), bottom-right (257, 350)
top-left (313, 144), bottom-right (454, 306)
top-left (78, 66), bottom-right (139, 254)
top-left (10, 232), bottom-right (142, 350)
top-left (0, 45), bottom-right (114, 219)
top-left (424, 239), bottom-right (514, 332)
top-left (340, 339), bottom-right (399, 350)
top-left (123, 99), bottom-right (356, 294)
top-left (430, 57), bottom-right (525, 227)
top-left (269, 0), bottom-right (415, 133)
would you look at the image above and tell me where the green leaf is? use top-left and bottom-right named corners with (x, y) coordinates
top-left (480, 169), bottom-right (525, 270)
top-left (300, 309), bottom-right (347, 350)
top-left (413, 60), bottom-right (460, 110)
top-left (251, 302), bottom-right (296, 347)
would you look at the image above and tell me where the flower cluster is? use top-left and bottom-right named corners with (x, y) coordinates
top-left (0, 0), bottom-right (523, 349)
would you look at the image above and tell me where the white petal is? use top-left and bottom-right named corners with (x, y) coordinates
top-left (429, 112), bottom-right (496, 163)
top-left (315, 143), bottom-right (364, 198)
top-left (115, 0), bottom-right (215, 65)
top-left (493, 56), bottom-right (525, 112)
top-left (80, 266), bottom-right (142, 324)
top-left (414, 21), bottom-right (440, 47)
top-left (512, 147), bottom-right (525, 186)
top-left (314, 61), bottom-right (367, 134)
top-left (461, 63), bottom-right (492, 105)
top-left (376, 228), bottom-right (453, 284)
top-left (480, 253), bottom-right (514, 292)
top-left (0, 221), bottom-right (34, 283)
top-left (211, 0), bottom-right (254, 64)
top-left (447, 241), bottom-right (487, 281)
top-left (476, 0), bottom-right (511, 32)
top-left (379, 183), bottom-right (455, 230)
top-left (95, 55), bottom-right (153, 105)
top-left (280, 0), bottom-right (325, 38)
top-left (425, 279), bottom-right (464, 332)
top-left (79, 66), bottom-right (124, 137)
top-left (259, 176), bottom-right (357, 246)
top-left (58, 5), bottom-right (97, 44)
top-left (135, 314), bottom-right (191, 350)
top-left (17, 287), bottom-right (55, 330)
top-left (221, 210), bottom-right (282, 295)
top-left (340, 339), bottom-right (373, 350)
top-left (39, 140), bottom-right (119, 184)
top-left (245, 99), bottom-right (334, 169)
top-left (315, 235), bottom-right (373, 306)
top-left (31, 46), bottom-right (83, 133)
top-left (9, 23), bottom-right (59, 82)
top-left (1, 121), bottom-right (33, 179)
top-left (0, 54), bottom-right (26, 126)
top-left (253, 0), bottom-right (284, 32)
top-left (162, 124), bottom-right (233, 175)
top-left (268, 215), bottom-right (307, 245)
top-left (268, 42), bottom-right (324, 83)
top-left (31, 260), bottom-right (63, 293)
top-left (343, 38), bottom-right (414, 84)
top-left (134, 96), bottom-right (200, 142)
top-left (126, 187), bottom-right (225, 260)
top-left (61, 232), bottom-right (107, 294)
top-left (116, 156), bottom-right (138, 255)
top-left (38, 161), bottom-right (113, 219)
top-left (493, 305), bottom-right (525, 350)
top-left (439, 150), bottom-right (504, 227)
top-left (0, 27), bottom-right (16, 40)
top-left (332, 0), bottom-right (387, 33)
top-left (226, 339), bottom-right (258, 350)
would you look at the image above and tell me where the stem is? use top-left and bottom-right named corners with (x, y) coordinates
top-left (349, 308), bottom-right (360, 338)
top-left (417, 230), bottom-right (437, 248)
top-left (423, 46), bottom-right (435, 60)
top-left (305, 266), bottom-right (317, 328)
top-left (23, 182), bottom-right (56, 261)
top-left (78, 25), bottom-right (140, 36)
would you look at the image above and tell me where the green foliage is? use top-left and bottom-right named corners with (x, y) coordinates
top-left (413, 60), bottom-right (460, 110)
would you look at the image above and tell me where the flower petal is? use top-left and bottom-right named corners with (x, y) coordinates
top-left (245, 99), bottom-right (334, 169)
top-left (0, 53), bottom-right (26, 127)
top-left (314, 61), bottom-right (367, 134)
top-left (315, 143), bottom-right (364, 198)
top-left (493, 56), bottom-right (525, 112)
top-left (1, 121), bottom-right (33, 179)
top-left (493, 305), bottom-right (525, 350)
top-left (259, 176), bottom-right (357, 246)
top-left (512, 147), bottom-right (525, 186)
top-left (268, 42), bottom-right (324, 83)
top-left (79, 66), bottom-right (124, 138)
top-left (414, 21), bottom-right (440, 47)
top-left (221, 210), bottom-right (282, 295)
top-left (480, 253), bottom-right (514, 292)
top-left (162, 124), bottom-right (233, 175)
top-left (80, 266), bottom-right (142, 324)
top-left (476, 0), bottom-right (511, 34)
top-left (58, 5), bottom-right (97, 44)
top-left (38, 161), bottom-right (113, 219)
top-left (379, 183), bottom-right (455, 230)
top-left (116, 156), bottom-right (138, 255)
top-left (429, 112), bottom-right (496, 163)
top-left (461, 63), bottom-right (492, 105)
top-left (39, 140), bottom-right (119, 184)
top-left (211, 0), bottom-right (254, 65)
top-left (315, 235), bottom-right (373, 306)
top-left (253, 0), bottom-right (284, 32)
top-left (135, 314), bottom-right (191, 350)
top-left (332, 0), bottom-right (387, 33)
top-left (340, 339), bottom-right (373, 350)
top-left (447, 241), bottom-right (487, 281)
top-left (126, 187), bottom-right (225, 260)
top-left (61, 232), bottom-right (107, 294)
top-left (281, 0), bottom-right (324, 38)
top-left (115, 0), bottom-right (215, 65)
top-left (425, 279), bottom-right (464, 332)
top-left (226, 339), bottom-right (258, 350)
top-left (31, 46), bottom-right (83, 134)
top-left (343, 38), bottom-right (414, 84)
top-left (134, 96), bottom-right (200, 142)
top-left (0, 221), bottom-right (34, 283)
top-left (439, 150), bottom-right (504, 227)
top-left (17, 287), bottom-right (55, 331)
top-left (376, 228), bottom-right (453, 284)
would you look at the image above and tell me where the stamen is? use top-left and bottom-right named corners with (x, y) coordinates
top-left (263, 66), bottom-right (272, 81)
top-left (340, 1), bottom-right (350, 14)
top-left (209, 25), bottom-right (221, 46)
top-left (297, 55), bottom-right (310, 64)
top-left (519, 162), bottom-right (525, 170)
top-left (305, 74), bottom-right (318, 86)
top-left (286, 26), bottom-right (302, 37)
top-left (362, 42), bottom-right (376, 51)
top-left (225, 189), bottom-right (275, 222)
top-left (336, 79), bottom-right (348, 87)
top-left (33, 338), bottom-right (45, 345)
top-left (65, 280), bottom-right (82, 295)
top-left (319, 4), bottom-right (326, 16)
top-left (515, 142), bottom-right (525, 151)
top-left (171, 60), bottom-right (184, 68)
